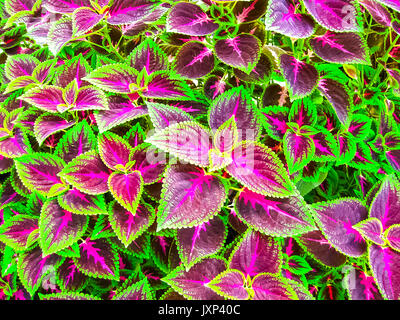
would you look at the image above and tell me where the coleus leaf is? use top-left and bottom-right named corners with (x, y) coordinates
top-left (162, 257), bottom-right (226, 300)
top-left (175, 41), bottom-right (214, 79)
top-left (109, 201), bottom-right (154, 248)
top-left (19, 85), bottom-right (64, 113)
top-left (107, 0), bottom-right (157, 25)
top-left (311, 198), bottom-right (368, 257)
top-left (47, 17), bottom-right (73, 55)
top-left (98, 132), bottom-right (134, 170)
top-left (166, 2), bottom-right (218, 36)
top-left (39, 199), bottom-right (88, 256)
top-left (229, 229), bottom-right (282, 277)
top-left (59, 150), bottom-right (111, 195)
top-left (39, 292), bottom-right (100, 300)
top-left (234, 53), bottom-right (273, 83)
top-left (369, 244), bottom-right (400, 300)
top-left (235, 188), bottom-right (315, 237)
top-left (265, 0), bottom-right (315, 39)
top-left (72, 7), bottom-right (105, 37)
top-left (344, 268), bottom-right (383, 300)
top-left (44, 0), bottom-right (91, 13)
top-left (213, 116), bottom-right (239, 154)
top-left (374, 0), bottom-right (400, 12)
top-left (113, 278), bottom-right (154, 300)
top-left (0, 179), bottom-right (25, 209)
top-left (279, 54), bottom-right (319, 100)
top-left (176, 216), bottom-right (226, 270)
top-left (53, 54), bottom-right (91, 89)
top-left (234, 0), bottom-right (269, 23)
top-left (353, 218), bottom-right (385, 245)
top-left (94, 96), bottom-right (148, 134)
top-left (15, 153), bottom-right (67, 197)
top-left (74, 237), bottom-right (119, 280)
top-left (146, 121), bottom-right (212, 167)
top-left (55, 258), bottom-right (87, 292)
top-left (302, 0), bottom-right (360, 32)
top-left (385, 224), bottom-right (400, 252)
top-left (358, 0), bottom-right (392, 26)
top-left (33, 114), bottom-right (75, 146)
top-left (72, 86), bottom-right (108, 111)
top-left (337, 133), bottom-right (357, 164)
top-left (54, 120), bottom-right (97, 164)
top-left (251, 273), bottom-right (297, 300)
top-left (215, 33), bottom-right (261, 73)
top-left (5, 54), bottom-right (39, 81)
top-left (157, 164), bottom-right (227, 231)
top-left (309, 31), bottom-right (369, 64)
top-left (259, 105), bottom-right (289, 141)
top-left (58, 188), bottom-right (107, 215)
top-left (147, 102), bottom-right (194, 131)
top-left (0, 128), bottom-right (31, 158)
top-left (208, 86), bottom-right (261, 142)
top-left (5, 0), bottom-right (37, 16)
top-left (108, 171), bottom-right (143, 215)
top-left (226, 141), bottom-right (295, 197)
top-left (0, 215), bottom-right (38, 252)
top-left (283, 130), bottom-right (315, 174)
top-left (208, 269), bottom-right (250, 300)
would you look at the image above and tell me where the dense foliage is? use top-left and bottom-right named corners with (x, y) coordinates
top-left (0, 0), bottom-right (399, 301)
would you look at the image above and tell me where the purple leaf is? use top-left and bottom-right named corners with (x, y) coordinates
top-left (0, 155), bottom-right (13, 174)
top-left (284, 131), bottom-right (315, 174)
top-left (312, 198), bottom-right (367, 257)
top-left (235, 188), bottom-right (315, 237)
top-left (213, 117), bottom-right (239, 154)
top-left (108, 0), bottom-right (157, 25)
top-left (318, 78), bottom-right (351, 124)
top-left (94, 96), bottom-right (148, 133)
top-left (166, 2), bottom-right (218, 36)
top-left (98, 132), bottom-right (134, 170)
top-left (157, 164), bottom-right (227, 230)
top-left (369, 244), bottom-right (400, 300)
top-left (208, 269), bottom-right (249, 300)
top-left (374, 0), bottom-right (400, 12)
top-left (0, 215), bottom-right (38, 251)
top-left (279, 54), bottom-right (319, 99)
top-left (265, 0), bottom-right (315, 38)
top-left (175, 41), bottom-right (214, 79)
top-left (344, 268), bottom-right (383, 300)
top-left (5, 54), bottom-right (39, 81)
top-left (234, 53), bottom-right (273, 83)
top-left (53, 54), bottom-right (91, 89)
top-left (74, 237), bottom-right (119, 280)
top-left (215, 34), bottom-right (261, 73)
top-left (73, 86), bottom-right (108, 111)
top-left (0, 128), bottom-right (31, 158)
top-left (56, 258), bottom-right (87, 292)
top-left (15, 153), bottom-right (67, 197)
top-left (208, 86), bottom-right (261, 141)
top-left (353, 218), bottom-right (385, 245)
top-left (113, 278), bottom-right (154, 300)
top-left (108, 171), bottom-right (143, 214)
top-left (109, 201), bottom-right (154, 247)
top-left (34, 114), bottom-right (75, 146)
top-left (176, 216), bottom-right (226, 270)
top-left (260, 105), bottom-right (289, 141)
top-left (84, 64), bottom-right (138, 94)
top-left (59, 150), bottom-right (111, 195)
top-left (128, 38), bottom-right (169, 75)
top-left (146, 121), bottom-right (212, 167)
top-left (5, 0), bottom-right (36, 15)
top-left (310, 31), bottom-right (369, 64)
top-left (208, 149), bottom-right (233, 171)
top-left (386, 225), bottom-right (400, 252)
top-left (234, 0), bottom-right (269, 23)
top-left (44, 0), bottom-right (91, 13)
top-left (303, 0), bottom-right (360, 31)
top-left (162, 257), bottom-right (226, 300)
top-left (229, 229), bottom-right (282, 277)
top-left (19, 86), bottom-right (64, 113)
top-left (39, 199), bottom-right (88, 256)
top-left (297, 230), bottom-right (347, 267)
top-left (311, 128), bottom-right (338, 161)
top-left (72, 7), bottom-right (105, 36)
top-left (17, 246), bottom-right (63, 296)
top-left (252, 274), bottom-right (296, 300)
top-left (48, 18), bottom-right (73, 55)
top-left (32, 60), bottom-right (57, 84)
top-left (58, 188), bottom-right (107, 215)
top-left (359, 0), bottom-right (392, 26)
top-left (226, 141), bottom-right (295, 197)
top-left (147, 102), bottom-right (193, 131)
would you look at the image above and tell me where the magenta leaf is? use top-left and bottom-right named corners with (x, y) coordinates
top-left (58, 188), bottom-right (107, 216)
top-left (369, 244), bottom-right (400, 300)
top-left (235, 188), bottom-right (315, 237)
top-left (175, 41), bottom-right (214, 79)
top-left (162, 257), bottom-right (226, 300)
top-left (259, 105), bottom-right (289, 141)
top-left (39, 199), bottom-right (88, 256)
top-left (44, 0), bottom-right (91, 13)
top-left (208, 269), bottom-right (249, 300)
top-left (252, 273), bottom-right (296, 300)
top-left (72, 7), bottom-right (105, 36)
top-left (229, 229), bottom-right (282, 277)
top-left (108, 171), bottom-right (143, 215)
top-left (157, 164), bottom-right (227, 230)
top-left (15, 153), bottom-right (67, 197)
top-left (0, 215), bottom-right (38, 251)
top-left (94, 96), bottom-right (148, 133)
top-left (47, 18), bottom-right (73, 55)
top-left (234, 0), bottom-right (269, 23)
top-left (279, 54), bottom-right (319, 99)
top-left (34, 114), bottom-right (75, 146)
top-left (113, 278), bottom-right (154, 300)
top-left (166, 2), bottom-right (218, 36)
top-left (284, 131), bottom-right (315, 174)
top-left (72, 86), bottom-right (108, 111)
top-left (74, 237), bottom-right (119, 280)
top-left (374, 0), bottom-right (400, 12)
top-left (176, 216), bottom-right (226, 270)
top-left (265, 0), bottom-right (315, 38)
top-left (215, 34), bottom-right (261, 73)
top-left (17, 246), bottom-right (63, 297)
top-left (311, 128), bottom-right (338, 161)
top-left (19, 85), bottom-right (64, 113)
top-left (359, 0), bottom-right (392, 26)
top-left (208, 86), bottom-right (261, 141)
top-left (303, 0), bottom-right (360, 31)
top-left (344, 268), bottom-right (383, 300)
top-left (146, 121), bottom-right (212, 167)
top-left (226, 141), bottom-right (295, 197)
top-left (312, 198), bottom-right (367, 257)
top-left (353, 218), bottom-right (385, 245)
top-left (213, 117), bottom-right (239, 154)
top-left (108, 0), bottom-right (157, 25)
top-left (98, 132), bottom-right (135, 170)
top-left (59, 150), bottom-right (111, 195)
top-left (386, 225), bottom-right (400, 252)
top-left (53, 54), bottom-right (91, 89)
top-left (147, 102), bottom-right (194, 131)
top-left (5, 54), bottom-right (39, 81)
top-left (109, 201), bottom-right (154, 247)
top-left (310, 31), bottom-right (369, 64)
top-left (0, 128), bottom-right (31, 159)
top-left (5, 0), bottom-right (37, 15)
top-left (56, 258), bottom-right (87, 292)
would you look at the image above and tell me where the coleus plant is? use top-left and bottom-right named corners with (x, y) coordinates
top-left (0, 0), bottom-right (399, 302)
